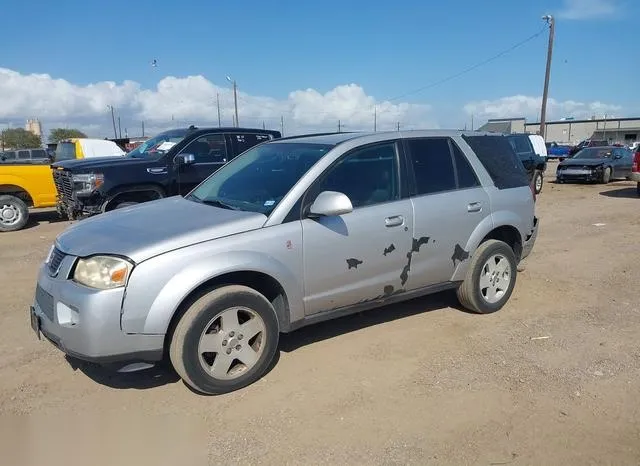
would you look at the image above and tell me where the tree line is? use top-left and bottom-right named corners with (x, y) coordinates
top-left (0, 128), bottom-right (87, 150)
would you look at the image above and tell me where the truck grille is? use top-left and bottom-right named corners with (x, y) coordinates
top-left (52, 169), bottom-right (73, 200)
top-left (48, 247), bottom-right (66, 276)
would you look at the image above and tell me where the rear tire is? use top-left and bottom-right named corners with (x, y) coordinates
top-left (636, 182), bottom-right (640, 197)
top-left (456, 239), bottom-right (518, 314)
top-left (533, 171), bottom-right (544, 194)
top-left (0, 195), bottom-right (29, 232)
top-left (169, 285), bottom-right (279, 395)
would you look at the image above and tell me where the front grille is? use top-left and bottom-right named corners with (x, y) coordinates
top-left (48, 247), bottom-right (66, 276)
top-left (35, 284), bottom-right (55, 321)
top-left (52, 169), bottom-right (73, 201)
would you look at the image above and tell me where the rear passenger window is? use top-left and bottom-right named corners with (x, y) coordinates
top-left (231, 133), bottom-right (272, 157)
top-left (18, 150), bottom-right (30, 160)
top-left (406, 138), bottom-right (456, 195)
top-left (462, 135), bottom-right (528, 189)
top-left (451, 143), bottom-right (480, 189)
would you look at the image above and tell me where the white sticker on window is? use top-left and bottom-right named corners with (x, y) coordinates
top-left (264, 200), bottom-right (275, 206)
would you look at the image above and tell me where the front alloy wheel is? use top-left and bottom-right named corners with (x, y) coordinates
top-left (170, 285), bottom-right (279, 395)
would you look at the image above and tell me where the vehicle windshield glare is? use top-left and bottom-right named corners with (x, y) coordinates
top-left (188, 142), bottom-right (333, 215)
top-left (126, 129), bottom-right (191, 158)
top-left (573, 148), bottom-right (612, 159)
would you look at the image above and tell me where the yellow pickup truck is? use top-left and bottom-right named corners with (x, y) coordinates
top-left (0, 162), bottom-right (57, 232)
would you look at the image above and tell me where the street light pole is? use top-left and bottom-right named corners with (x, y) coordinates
top-left (226, 76), bottom-right (239, 127)
top-left (539, 14), bottom-right (555, 139)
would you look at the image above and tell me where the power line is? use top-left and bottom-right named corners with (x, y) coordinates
top-left (386, 26), bottom-right (548, 102)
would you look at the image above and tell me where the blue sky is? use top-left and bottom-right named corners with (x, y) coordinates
top-left (1, 0), bottom-right (638, 137)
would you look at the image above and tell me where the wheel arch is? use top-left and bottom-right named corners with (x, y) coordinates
top-left (162, 271), bottom-right (290, 360)
top-left (452, 215), bottom-right (524, 281)
top-left (0, 183), bottom-right (34, 206)
top-left (103, 183), bottom-right (166, 211)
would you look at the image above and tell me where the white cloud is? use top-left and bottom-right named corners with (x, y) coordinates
top-left (463, 95), bottom-right (622, 123)
top-left (556, 0), bottom-right (619, 20)
top-left (0, 68), bottom-right (435, 140)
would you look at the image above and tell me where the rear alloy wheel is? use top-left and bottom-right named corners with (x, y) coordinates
top-left (601, 167), bottom-right (611, 184)
top-left (169, 285), bottom-right (279, 395)
top-left (0, 195), bottom-right (29, 232)
top-left (456, 239), bottom-right (517, 314)
top-left (533, 171), bottom-right (544, 194)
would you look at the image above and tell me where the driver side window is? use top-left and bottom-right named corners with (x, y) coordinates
top-left (182, 134), bottom-right (228, 164)
top-left (311, 142), bottom-right (400, 209)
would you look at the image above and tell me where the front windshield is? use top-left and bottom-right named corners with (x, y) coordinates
top-left (188, 142), bottom-right (333, 215)
top-left (573, 147), bottom-right (612, 159)
top-left (126, 129), bottom-right (190, 158)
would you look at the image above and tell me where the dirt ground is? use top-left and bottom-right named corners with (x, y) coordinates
top-left (1, 161), bottom-right (639, 465)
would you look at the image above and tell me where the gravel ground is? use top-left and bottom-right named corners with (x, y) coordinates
top-left (1, 161), bottom-right (639, 465)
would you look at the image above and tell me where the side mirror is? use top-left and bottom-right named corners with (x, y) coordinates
top-left (308, 191), bottom-right (353, 217)
top-left (175, 153), bottom-right (195, 166)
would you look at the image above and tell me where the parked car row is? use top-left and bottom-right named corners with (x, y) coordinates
top-left (29, 129), bottom-right (539, 395)
top-left (556, 145), bottom-right (637, 187)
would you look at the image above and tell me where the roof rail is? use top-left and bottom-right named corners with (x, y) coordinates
top-left (277, 131), bottom-right (357, 141)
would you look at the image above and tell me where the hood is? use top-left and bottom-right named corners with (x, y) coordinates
top-left (52, 156), bottom-right (153, 171)
top-left (558, 158), bottom-right (608, 167)
top-left (55, 196), bottom-right (267, 262)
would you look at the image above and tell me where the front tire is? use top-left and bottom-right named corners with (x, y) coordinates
top-left (0, 195), bottom-right (29, 232)
top-left (601, 167), bottom-right (611, 184)
top-left (169, 285), bottom-right (279, 395)
top-left (456, 239), bottom-right (518, 314)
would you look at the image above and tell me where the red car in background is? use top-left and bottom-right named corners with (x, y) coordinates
top-left (631, 146), bottom-right (640, 197)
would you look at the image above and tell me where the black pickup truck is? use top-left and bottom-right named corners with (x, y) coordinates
top-left (505, 133), bottom-right (547, 194)
top-left (52, 126), bottom-right (281, 219)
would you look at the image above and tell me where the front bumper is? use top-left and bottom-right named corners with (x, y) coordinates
top-left (520, 216), bottom-right (539, 262)
top-left (30, 256), bottom-right (164, 367)
top-left (556, 168), bottom-right (602, 182)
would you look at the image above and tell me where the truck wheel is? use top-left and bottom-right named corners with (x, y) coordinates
top-left (456, 239), bottom-right (517, 314)
top-left (169, 285), bottom-right (279, 395)
top-left (0, 195), bottom-right (29, 232)
top-left (533, 171), bottom-right (544, 194)
top-left (601, 167), bottom-right (611, 184)
top-left (114, 202), bottom-right (138, 210)
top-left (636, 182), bottom-right (640, 197)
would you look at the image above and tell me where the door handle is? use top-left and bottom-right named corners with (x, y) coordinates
top-left (467, 202), bottom-right (482, 213)
top-left (385, 215), bottom-right (404, 227)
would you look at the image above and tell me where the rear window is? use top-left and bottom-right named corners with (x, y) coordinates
top-left (56, 142), bottom-right (77, 161)
top-left (0, 151), bottom-right (16, 162)
top-left (462, 135), bottom-right (529, 189)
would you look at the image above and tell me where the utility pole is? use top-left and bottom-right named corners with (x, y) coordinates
top-left (338, 120), bottom-right (342, 133)
top-left (471, 114), bottom-right (474, 131)
top-left (142, 121), bottom-right (145, 137)
top-left (108, 105), bottom-right (117, 139)
top-left (226, 76), bottom-right (239, 127)
top-left (216, 93), bottom-right (221, 127)
top-left (396, 122), bottom-right (400, 131)
top-left (603, 114), bottom-right (607, 142)
top-left (281, 115), bottom-right (284, 136)
top-left (262, 121), bottom-right (266, 130)
top-left (374, 105), bottom-right (377, 132)
top-left (539, 14), bottom-right (555, 139)
top-left (117, 116), bottom-right (122, 139)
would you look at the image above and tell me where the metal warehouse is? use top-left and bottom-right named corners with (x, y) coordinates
top-left (478, 116), bottom-right (640, 145)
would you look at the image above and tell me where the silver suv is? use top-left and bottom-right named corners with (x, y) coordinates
top-left (30, 130), bottom-right (539, 395)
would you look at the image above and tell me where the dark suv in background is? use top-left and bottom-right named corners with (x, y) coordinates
top-left (51, 126), bottom-right (281, 219)
top-left (506, 133), bottom-right (547, 194)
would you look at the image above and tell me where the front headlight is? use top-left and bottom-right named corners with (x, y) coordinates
top-left (73, 255), bottom-right (133, 289)
top-left (72, 173), bottom-right (104, 194)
